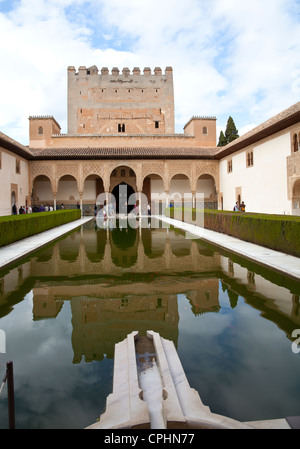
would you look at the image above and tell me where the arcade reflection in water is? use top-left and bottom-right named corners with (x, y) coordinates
top-left (0, 217), bottom-right (299, 366)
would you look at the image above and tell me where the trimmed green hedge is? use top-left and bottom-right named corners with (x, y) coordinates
top-left (166, 208), bottom-right (300, 258)
top-left (0, 209), bottom-right (81, 248)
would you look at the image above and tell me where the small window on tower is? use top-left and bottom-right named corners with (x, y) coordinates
top-left (118, 124), bottom-right (125, 133)
top-left (38, 126), bottom-right (43, 135)
top-left (203, 127), bottom-right (208, 135)
top-left (155, 121), bottom-right (159, 129)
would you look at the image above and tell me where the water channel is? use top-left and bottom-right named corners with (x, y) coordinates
top-left (0, 217), bottom-right (299, 429)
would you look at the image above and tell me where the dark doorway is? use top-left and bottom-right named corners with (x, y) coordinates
top-left (111, 182), bottom-right (136, 214)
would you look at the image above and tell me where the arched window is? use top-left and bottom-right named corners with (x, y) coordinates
top-left (203, 127), bottom-right (208, 135)
top-left (38, 126), bottom-right (44, 135)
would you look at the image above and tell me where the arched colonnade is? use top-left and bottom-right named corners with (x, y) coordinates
top-left (29, 159), bottom-right (219, 214)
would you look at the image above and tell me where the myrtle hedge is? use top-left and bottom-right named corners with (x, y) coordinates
top-left (167, 208), bottom-right (300, 258)
top-left (0, 209), bottom-right (81, 248)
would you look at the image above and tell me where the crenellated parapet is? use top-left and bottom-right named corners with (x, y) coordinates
top-left (67, 66), bottom-right (173, 77)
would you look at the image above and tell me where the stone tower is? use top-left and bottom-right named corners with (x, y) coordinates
top-left (67, 66), bottom-right (175, 135)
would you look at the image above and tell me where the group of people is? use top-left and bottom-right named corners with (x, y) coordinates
top-left (12, 204), bottom-right (54, 215)
top-left (233, 201), bottom-right (246, 212)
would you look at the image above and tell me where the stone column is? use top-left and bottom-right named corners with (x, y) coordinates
top-left (79, 192), bottom-right (83, 214)
top-left (165, 191), bottom-right (169, 216)
top-left (192, 191), bottom-right (196, 209)
top-left (165, 191), bottom-right (169, 208)
top-left (138, 191), bottom-right (142, 216)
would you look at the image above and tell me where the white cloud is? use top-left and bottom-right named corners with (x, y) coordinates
top-left (0, 0), bottom-right (299, 144)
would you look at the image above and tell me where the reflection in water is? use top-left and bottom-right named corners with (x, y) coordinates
top-left (0, 218), bottom-right (300, 429)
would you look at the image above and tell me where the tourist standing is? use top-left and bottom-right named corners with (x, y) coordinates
top-left (240, 201), bottom-right (246, 212)
top-left (233, 202), bottom-right (239, 211)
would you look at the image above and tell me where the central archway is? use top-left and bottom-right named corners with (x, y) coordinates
top-left (111, 182), bottom-right (136, 214)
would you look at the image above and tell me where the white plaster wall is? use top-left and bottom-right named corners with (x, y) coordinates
top-left (150, 179), bottom-right (165, 213)
top-left (57, 179), bottom-right (80, 202)
top-left (151, 177), bottom-right (213, 198)
top-left (169, 178), bottom-right (191, 197)
top-left (196, 177), bottom-right (214, 198)
top-left (151, 178), bottom-right (192, 204)
top-left (150, 179), bottom-right (165, 197)
top-left (0, 148), bottom-right (30, 216)
top-left (220, 132), bottom-right (291, 214)
top-left (34, 179), bottom-right (53, 203)
top-left (83, 179), bottom-right (96, 200)
top-left (34, 178), bottom-right (97, 203)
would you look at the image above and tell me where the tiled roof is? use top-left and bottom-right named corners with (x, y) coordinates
top-left (32, 146), bottom-right (219, 159)
top-left (2, 102), bottom-right (299, 162)
top-left (0, 131), bottom-right (33, 159)
top-left (215, 101), bottom-right (300, 158)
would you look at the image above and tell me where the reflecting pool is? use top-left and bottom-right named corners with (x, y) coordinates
top-left (0, 218), bottom-right (300, 429)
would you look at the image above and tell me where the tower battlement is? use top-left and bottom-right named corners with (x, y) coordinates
top-left (67, 66), bottom-right (173, 78)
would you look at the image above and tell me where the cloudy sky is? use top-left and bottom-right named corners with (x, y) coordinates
top-left (0, 0), bottom-right (300, 145)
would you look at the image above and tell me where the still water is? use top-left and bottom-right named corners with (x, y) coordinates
top-left (0, 217), bottom-right (300, 429)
